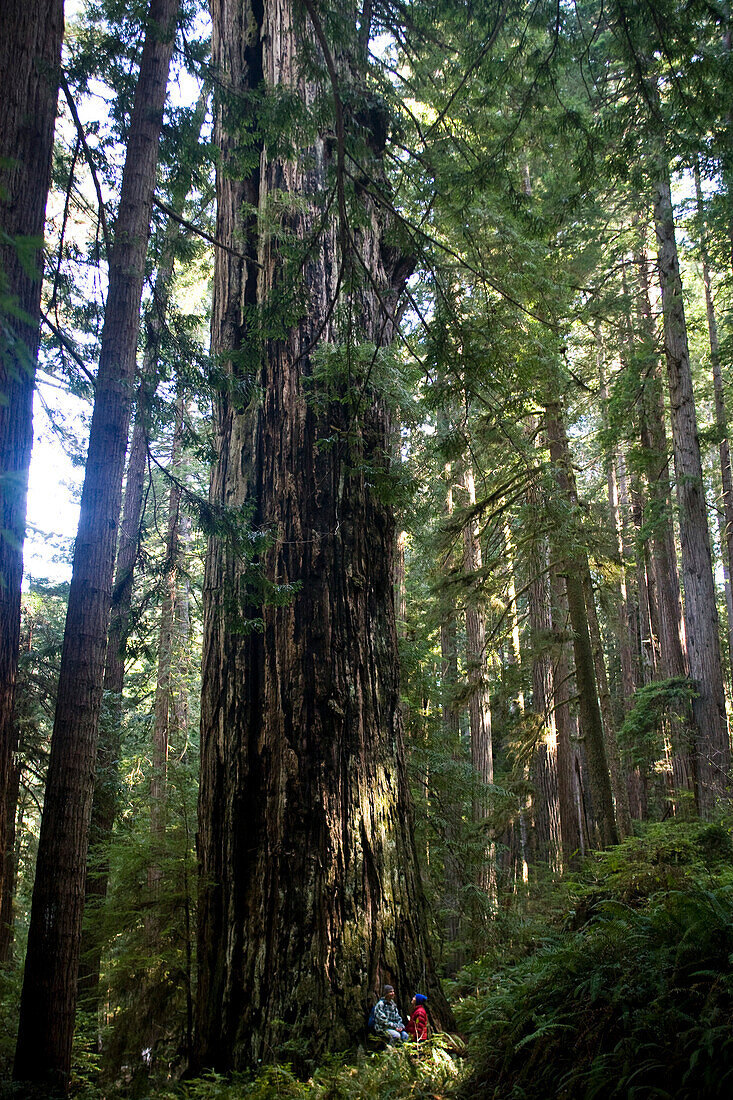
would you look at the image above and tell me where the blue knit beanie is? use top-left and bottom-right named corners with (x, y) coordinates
top-left (414, 993), bottom-right (427, 1006)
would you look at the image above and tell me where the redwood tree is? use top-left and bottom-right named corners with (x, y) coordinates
top-left (0, 0), bottom-right (64, 962)
top-left (14, 0), bottom-right (179, 1090)
top-left (197, 0), bottom-right (450, 1069)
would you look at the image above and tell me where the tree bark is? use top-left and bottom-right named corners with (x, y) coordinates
top-left (653, 165), bottom-right (731, 813)
top-left (440, 464), bottom-right (462, 954)
top-left (77, 380), bottom-right (151, 1007)
top-left (148, 398), bottom-right (186, 904)
top-left (527, 527), bottom-right (561, 872)
top-left (461, 464), bottom-right (495, 895)
top-left (14, 3), bottom-right (179, 1090)
top-left (550, 567), bottom-right (582, 868)
top-left (79, 93), bottom-right (206, 1005)
top-left (545, 403), bottom-right (618, 847)
top-left (693, 157), bottom-right (733, 680)
top-left (582, 569), bottom-right (633, 838)
top-left (196, 0), bottom-right (450, 1070)
top-left (0, 0), bottom-right (64, 965)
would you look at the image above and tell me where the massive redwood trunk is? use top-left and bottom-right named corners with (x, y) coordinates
top-left (14, 2), bottom-right (179, 1090)
top-left (0, 0), bottom-right (63, 963)
top-left (197, 0), bottom-right (450, 1070)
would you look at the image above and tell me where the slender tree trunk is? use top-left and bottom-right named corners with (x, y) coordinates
top-left (634, 225), bottom-right (687, 684)
top-left (0, 0), bottom-right (64, 965)
top-left (148, 400), bottom-right (185, 905)
top-left (441, 465), bottom-right (462, 956)
top-left (599, 350), bottom-right (637, 706)
top-left (694, 157), bottom-right (733, 678)
top-left (582, 570), bottom-right (633, 838)
top-left (545, 403), bottom-right (618, 847)
top-left (616, 451), bottom-right (644, 692)
top-left (653, 165), bottom-right (731, 813)
top-left (461, 464), bottom-right (495, 895)
top-left (550, 567), bottom-right (582, 868)
top-left (634, 227), bottom-right (696, 806)
top-left (77, 383), bottom-right (151, 1006)
top-left (78, 94), bottom-right (206, 1005)
top-left (526, 494), bottom-right (561, 872)
top-left (14, 4), bottom-right (179, 1090)
top-left (196, 0), bottom-right (451, 1070)
top-left (393, 530), bottom-right (407, 637)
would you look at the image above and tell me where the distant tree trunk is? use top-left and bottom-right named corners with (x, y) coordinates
top-left (550, 567), bottom-right (582, 868)
top-left (148, 399), bottom-right (185, 904)
top-left (634, 223), bottom-right (688, 686)
top-left (525, 484), bottom-right (561, 872)
top-left (653, 164), bottom-right (731, 813)
top-left (694, 157), bottom-right (733, 679)
top-left (545, 402), bottom-right (618, 848)
top-left (634, 226), bottom-right (695, 807)
top-left (461, 464), bottom-right (495, 895)
top-left (615, 451), bottom-right (643, 693)
top-left (441, 464), bottom-right (462, 955)
top-left (582, 570), bottom-right (632, 838)
top-left (394, 529), bottom-right (407, 637)
top-left (599, 349), bottom-right (638, 706)
top-left (196, 0), bottom-right (451, 1070)
top-left (14, 3), bottom-right (179, 1090)
top-left (0, 0), bottom-right (64, 965)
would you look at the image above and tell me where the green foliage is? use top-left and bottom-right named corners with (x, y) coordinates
top-left (617, 677), bottom-right (697, 772)
top-left (461, 819), bottom-right (733, 1100)
top-left (156, 1042), bottom-right (465, 1100)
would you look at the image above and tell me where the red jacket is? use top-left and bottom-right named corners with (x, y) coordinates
top-left (407, 1004), bottom-right (428, 1041)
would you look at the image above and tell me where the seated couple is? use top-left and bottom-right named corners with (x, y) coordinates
top-left (372, 984), bottom-right (428, 1043)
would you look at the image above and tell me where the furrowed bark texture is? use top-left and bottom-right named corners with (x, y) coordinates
top-left (0, 0), bottom-right (63, 963)
top-left (654, 168), bottom-right (731, 813)
top-left (14, 3), bottom-right (178, 1089)
top-left (197, 0), bottom-right (449, 1070)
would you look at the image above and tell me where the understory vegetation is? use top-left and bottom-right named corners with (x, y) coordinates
top-left (11, 817), bottom-right (727, 1099)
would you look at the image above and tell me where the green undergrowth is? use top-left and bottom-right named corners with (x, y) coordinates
top-left (457, 817), bottom-right (733, 1099)
top-left (159, 1042), bottom-right (465, 1100)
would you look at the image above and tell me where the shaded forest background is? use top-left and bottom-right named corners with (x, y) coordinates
top-left (3, 0), bottom-right (733, 1095)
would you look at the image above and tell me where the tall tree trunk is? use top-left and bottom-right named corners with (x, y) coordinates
top-left (14, 3), bottom-right (179, 1090)
top-left (148, 399), bottom-right (185, 905)
top-left (653, 165), bottom-right (731, 813)
top-left (634, 226), bottom-right (696, 807)
top-left (694, 157), bottom-right (733, 678)
top-left (549, 567), bottom-right (582, 868)
top-left (461, 464), bottom-right (495, 895)
top-left (77, 380), bottom-right (151, 1006)
top-left (582, 570), bottom-right (633, 838)
top-left (0, 0), bottom-right (64, 965)
top-left (527, 521), bottom-right (561, 872)
top-left (196, 0), bottom-right (451, 1070)
top-left (79, 94), bottom-right (206, 1006)
top-left (545, 402), bottom-right (618, 848)
top-left (440, 464), bottom-right (462, 956)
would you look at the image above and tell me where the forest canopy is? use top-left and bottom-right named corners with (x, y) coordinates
top-left (2, 0), bottom-right (733, 1095)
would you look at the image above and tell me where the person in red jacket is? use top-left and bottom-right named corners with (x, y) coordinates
top-left (406, 993), bottom-right (428, 1042)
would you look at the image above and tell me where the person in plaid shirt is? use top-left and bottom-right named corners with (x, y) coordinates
top-left (373, 984), bottom-right (409, 1043)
